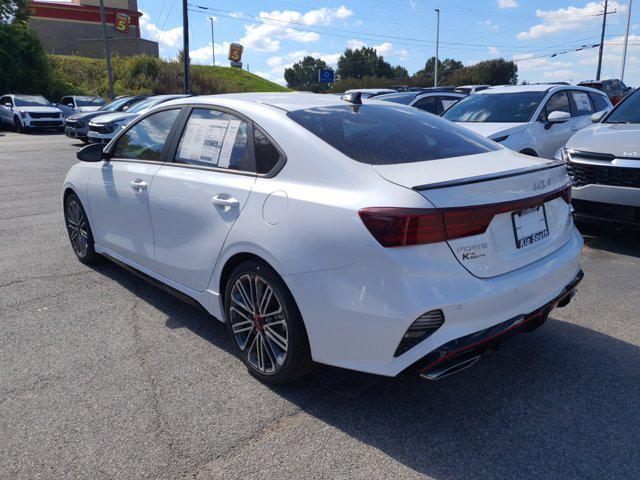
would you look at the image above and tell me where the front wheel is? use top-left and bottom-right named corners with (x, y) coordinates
top-left (64, 193), bottom-right (99, 264)
top-left (14, 117), bottom-right (24, 133)
top-left (224, 260), bottom-right (314, 384)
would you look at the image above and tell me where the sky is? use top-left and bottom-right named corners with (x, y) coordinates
top-left (136, 0), bottom-right (640, 86)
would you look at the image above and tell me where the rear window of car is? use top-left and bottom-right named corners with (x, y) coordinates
top-left (287, 104), bottom-right (500, 165)
top-left (374, 92), bottom-right (418, 105)
top-left (590, 93), bottom-right (609, 111)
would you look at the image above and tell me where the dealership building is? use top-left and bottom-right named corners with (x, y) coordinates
top-left (28, 0), bottom-right (158, 58)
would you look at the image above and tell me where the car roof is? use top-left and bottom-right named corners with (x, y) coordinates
top-left (344, 88), bottom-right (396, 94)
top-left (166, 92), bottom-right (355, 112)
top-left (474, 84), bottom-right (605, 95)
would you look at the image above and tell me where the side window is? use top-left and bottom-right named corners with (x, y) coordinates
top-left (175, 108), bottom-right (253, 172)
top-left (540, 91), bottom-right (570, 122)
top-left (0, 96), bottom-right (6, 106)
top-left (569, 91), bottom-right (594, 116)
top-left (413, 96), bottom-right (438, 114)
top-left (113, 108), bottom-right (180, 161)
top-left (439, 96), bottom-right (461, 113)
top-left (590, 93), bottom-right (609, 112)
top-left (61, 97), bottom-right (73, 107)
top-left (254, 127), bottom-right (281, 174)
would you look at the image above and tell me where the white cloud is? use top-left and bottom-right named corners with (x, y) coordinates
top-left (489, 46), bottom-right (500, 55)
top-left (139, 10), bottom-right (183, 50)
top-left (189, 42), bottom-right (231, 65)
top-left (353, 19), bottom-right (364, 27)
top-left (267, 56), bottom-right (284, 67)
top-left (517, 1), bottom-right (626, 40)
top-left (498, 0), bottom-right (518, 7)
top-left (239, 6), bottom-right (353, 52)
top-left (347, 39), bottom-right (367, 49)
top-left (479, 20), bottom-right (499, 31)
top-left (345, 40), bottom-right (407, 58)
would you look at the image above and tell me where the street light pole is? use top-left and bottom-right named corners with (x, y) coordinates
top-left (434, 9), bottom-right (440, 87)
top-left (182, 0), bottom-right (190, 94)
top-left (596, 0), bottom-right (609, 81)
top-left (98, 0), bottom-right (114, 99)
top-left (621, 0), bottom-right (633, 81)
top-left (208, 16), bottom-right (216, 67)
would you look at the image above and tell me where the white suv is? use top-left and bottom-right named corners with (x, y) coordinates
top-left (442, 85), bottom-right (612, 159)
top-left (0, 94), bottom-right (64, 133)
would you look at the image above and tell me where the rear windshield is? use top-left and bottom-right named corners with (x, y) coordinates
top-left (443, 91), bottom-right (546, 123)
top-left (76, 97), bottom-right (105, 107)
top-left (373, 92), bottom-right (418, 105)
top-left (287, 104), bottom-right (500, 165)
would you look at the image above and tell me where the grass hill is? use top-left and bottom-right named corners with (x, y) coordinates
top-left (48, 54), bottom-right (288, 99)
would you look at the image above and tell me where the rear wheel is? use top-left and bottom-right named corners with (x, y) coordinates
top-left (224, 260), bottom-right (314, 384)
top-left (64, 193), bottom-right (99, 264)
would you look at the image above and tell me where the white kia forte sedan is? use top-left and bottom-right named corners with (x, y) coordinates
top-left (62, 93), bottom-right (584, 384)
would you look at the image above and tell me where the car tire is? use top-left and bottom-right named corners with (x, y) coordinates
top-left (224, 260), bottom-right (314, 385)
top-left (64, 192), bottom-right (100, 265)
top-left (57, 126), bottom-right (65, 133)
top-left (14, 117), bottom-right (23, 133)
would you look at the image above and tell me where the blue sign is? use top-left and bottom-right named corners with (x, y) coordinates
top-left (318, 69), bottom-right (335, 83)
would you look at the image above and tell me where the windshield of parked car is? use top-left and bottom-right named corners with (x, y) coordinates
top-left (76, 97), bottom-right (105, 107)
top-left (127, 97), bottom-right (159, 113)
top-left (14, 96), bottom-right (52, 107)
top-left (442, 91), bottom-right (546, 123)
top-left (605, 89), bottom-right (640, 123)
top-left (373, 92), bottom-right (418, 105)
top-left (287, 104), bottom-right (500, 165)
top-left (98, 97), bottom-right (132, 112)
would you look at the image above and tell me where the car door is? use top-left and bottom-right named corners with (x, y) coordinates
top-left (0, 96), bottom-right (13, 124)
top-left (58, 97), bottom-right (74, 117)
top-left (530, 90), bottom-right (573, 158)
top-left (567, 90), bottom-right (595, 132)
top-left (148, 106), bottom-right (258, 291)
top-left (86, 107), bottom-right (182, 269)
top-left (0, 96), bottom-right (8, 124)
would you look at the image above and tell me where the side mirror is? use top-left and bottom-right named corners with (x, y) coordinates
top-left (545, 110), bottom-right (570, 130)
top-left (591, 110), bottom-right (606, 123)
top-left (52, 103), bottom-right (58, 107)
top-left (77, 143), bottom-right (107, 162)
top-left (4, 103), bottom-right (12, 108)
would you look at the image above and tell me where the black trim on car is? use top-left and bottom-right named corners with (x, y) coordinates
top-left (413, 162), bottom-right (566, 191)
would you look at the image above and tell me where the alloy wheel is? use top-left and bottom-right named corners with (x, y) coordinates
top-left (229, 273), bottom-right (289, 374)
top-left (66, 198), bottom-right (89, 258)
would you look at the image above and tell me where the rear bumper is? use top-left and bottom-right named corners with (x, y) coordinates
top-left (408, 270), bottom-right (583, 380)
top-left (285, 227), bottom-right (584, 377)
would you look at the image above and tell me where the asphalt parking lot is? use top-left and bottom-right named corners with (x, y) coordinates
top-left (1, 130), bottom-right (639, 480)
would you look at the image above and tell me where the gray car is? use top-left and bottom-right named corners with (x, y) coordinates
top-left (561, 88), bottom-right (640, 228)
top-left (64, 95), bottom-right (149, 143)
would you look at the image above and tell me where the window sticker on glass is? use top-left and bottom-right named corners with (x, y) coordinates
top-left (178, 117), bottom-right (240, 166)
top-left (572, 93), bottom-right (591, 111)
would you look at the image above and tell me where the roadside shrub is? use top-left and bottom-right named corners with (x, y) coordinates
top-left (0, 23), bottom-right (51, 95)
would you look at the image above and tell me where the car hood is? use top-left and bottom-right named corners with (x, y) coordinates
top-left (67, 110), bottom-right (109, 122)
top-left (78, 106), bottom-right (102, 112)
top-left (89, 112), bottom-right (137, 125)
top-left (456, 122), bottom-right (527, 139)
top-left (566, 123), bottom-right (640, 156)
top-left (17, 106), bottom-right (62, 115)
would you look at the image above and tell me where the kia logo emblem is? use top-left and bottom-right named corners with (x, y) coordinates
top-left (533, 179), bottom-right (551, 190)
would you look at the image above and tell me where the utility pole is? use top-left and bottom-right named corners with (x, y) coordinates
top-left (596, 0), bottom-right (609, 81)
top-left (621, 0), bottom-right (633, 81)
top-left (182, 0), bottom-right (190, 94)
top-left (98, 0), bottom-right (114, 100)
top-left (434, 9), bottom-right (440, 87)
top-left (207, 16), bottom-right (216, 67)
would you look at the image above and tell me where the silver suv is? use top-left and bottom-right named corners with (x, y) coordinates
top-left (562, 88), bottom-right (640, 229)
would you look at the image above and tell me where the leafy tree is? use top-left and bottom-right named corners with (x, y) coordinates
top-left (284, 55), bottom-right (329, 92)
top-left (0, 23), bottom-right (51, 95)
top-left (337, 47), bottom-right (400, 80)
top-left (391, 65), bottom-right (409, 79)
top-left (447, 59), bottom-right (518, 86)
top-left (0, 0), bottom-right (29, 25)
top-left (414, 57), bottom-right (464, 83)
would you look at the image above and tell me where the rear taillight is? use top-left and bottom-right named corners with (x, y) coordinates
top-left (359, 184), bottom-right (572, 248)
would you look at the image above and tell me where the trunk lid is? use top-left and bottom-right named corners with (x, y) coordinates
top-left (373, 149), bottom-right (573, 278)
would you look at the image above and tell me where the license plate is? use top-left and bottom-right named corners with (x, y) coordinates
top-left (511, 205), bottom-right (549, 249)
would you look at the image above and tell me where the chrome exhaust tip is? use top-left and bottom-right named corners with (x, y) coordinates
top-left (419, 355), bottom-right (481, 381)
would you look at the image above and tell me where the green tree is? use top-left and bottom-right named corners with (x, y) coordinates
top-left (337, 47), bottom-right (400, 80)
top-left (414, 57), bottom-right (464, 83)
top-left (284, 55), bottom-right (329, 92)
top-left (0, 23), bottom-right (51, 95)
top-left (0, 0), bottom-right (29, 25)
top-left (447, 59), bottom-right (518, 86)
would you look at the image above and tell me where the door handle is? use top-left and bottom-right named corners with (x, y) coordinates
top-left (130, 179), bottom-right (148, 192)
top-left (211, 194), bottom-right (239, 209)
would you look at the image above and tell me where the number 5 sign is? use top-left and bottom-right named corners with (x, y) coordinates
top-left (114, 13), bottom-right (130, 33)
top-left (228, 43), bottom-right (244, 63)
